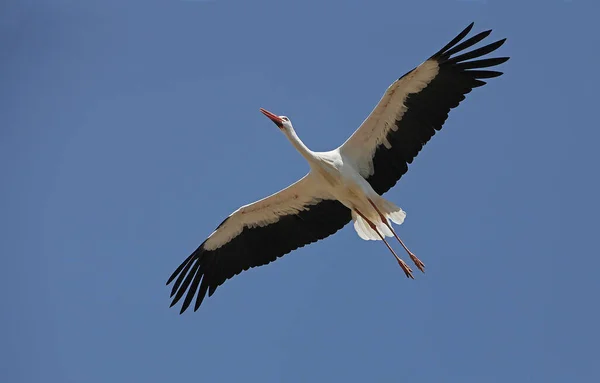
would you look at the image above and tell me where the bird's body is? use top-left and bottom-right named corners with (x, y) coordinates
top-left (167, 23), bottom-right (510, 313)
top-left (306, 149), bottom-right (405, 239)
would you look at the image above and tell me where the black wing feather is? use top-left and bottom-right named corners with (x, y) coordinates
top-left (366, 23), bottom-right (509, 195)
top-left (167, 200), bottom-right (351, 313)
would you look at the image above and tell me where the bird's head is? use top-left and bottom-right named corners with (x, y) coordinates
top-left (260, 108), bottom-right (293, 131)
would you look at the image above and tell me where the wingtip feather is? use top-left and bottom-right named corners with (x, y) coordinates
top-left (166, 274), bottom-right (177, 286)
top-left (432, 22), bottom-right (475, 59)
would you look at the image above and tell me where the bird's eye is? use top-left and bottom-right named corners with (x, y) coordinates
top-left (282, 117), bottom-right (289, 122)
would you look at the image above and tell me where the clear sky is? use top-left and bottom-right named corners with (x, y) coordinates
top-left (2, 1), bottom-right (599, 382)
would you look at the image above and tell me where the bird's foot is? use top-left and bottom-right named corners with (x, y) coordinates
top-left (409, 252), bottom-right (425, 273)
top-left (397, 258), bottom-right (415, 279)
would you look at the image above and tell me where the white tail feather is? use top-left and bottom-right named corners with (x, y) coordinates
top-left (379, 199), bottom-right (406, 225)
top-left (351, 211), bottom-right (394, 241)
top-left (350, 198), bottom-right (406, 241)
top-left (352, 212), bottom-right (378, 240)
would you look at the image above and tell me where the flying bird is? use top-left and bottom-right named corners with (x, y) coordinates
top-left (167, 23), bottom-right (509, 313)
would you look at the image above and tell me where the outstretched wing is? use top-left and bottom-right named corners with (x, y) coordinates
top-left (339, 23), bottom-right (509, 194)
top-left (167, 173), bottom-right (352, 313)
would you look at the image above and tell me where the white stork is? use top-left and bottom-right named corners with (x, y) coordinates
top-left (167, 23), bottom-right (509, 313)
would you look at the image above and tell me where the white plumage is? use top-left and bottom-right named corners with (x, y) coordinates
top-left (167, 23), bottom-right (510, 313)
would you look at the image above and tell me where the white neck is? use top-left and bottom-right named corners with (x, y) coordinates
top-left (284, 127), bottom-right (316, 163)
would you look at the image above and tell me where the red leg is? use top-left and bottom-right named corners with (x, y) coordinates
top-left (368, 199), bottom-right (425, 273)
top-left (355, 209), bottom-right (414, 279)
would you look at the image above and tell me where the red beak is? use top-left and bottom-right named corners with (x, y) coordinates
top-left (260, 108), bottom-right (284, 127)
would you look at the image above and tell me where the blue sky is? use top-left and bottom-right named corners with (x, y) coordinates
top-left (2, 0), bottom-right (599, 382)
